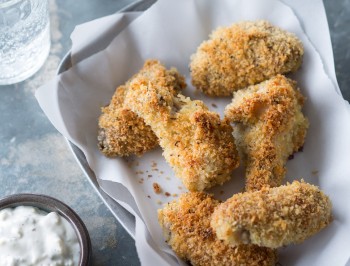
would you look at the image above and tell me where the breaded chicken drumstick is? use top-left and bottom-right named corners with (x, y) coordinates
top-left (98, 60), bottom-right (186, 157)
top-left (158, 192), bottom-right (277, 266)
top-left (124, 61), bottom-right (239, 191)
top-left (211, 180), bottom-right (332, 249)
top-left (190, 20), bottom-right (304, 96)
top-left (225, 75), bottom-right (308, 191)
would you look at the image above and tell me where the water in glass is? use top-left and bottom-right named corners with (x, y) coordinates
top-left (0, 0), bottom-right (50, 85)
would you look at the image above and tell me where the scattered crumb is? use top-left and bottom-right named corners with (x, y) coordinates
top-left (211, 103), bottom-right (218, 108)
top-left (147, 195), bottom-right (151, 199)
top-left (157, 200), bottom-right (163, 205)
top-left (148, 174), bottom-right (152, 178)
top-left (138, 179), bottom-right (144, 184)
top-left (160, 171), bottom-right (164, 174)
top-left (165, 192), bottom-right (171, 197)
top-left (152, 161), bottom-right (157, 168)
top-left (172, 193), bottom-right (178, 197)
top-left (178, 186), bottom-right (183, 190)
top-left (153, 182), bottom-right (162, 194)
top-left (311, 170), bottom-right (319, 176)
top-left (126, 158), bottom-right (138, 168)
top-left (153, 168), bottom-right (159, 172)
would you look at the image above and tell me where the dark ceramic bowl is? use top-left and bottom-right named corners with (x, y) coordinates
top-left (0, 193), bottom-right (92, 266)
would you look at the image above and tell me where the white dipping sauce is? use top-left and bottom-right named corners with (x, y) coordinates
top-left (0, 206), bottom-right (80, 266)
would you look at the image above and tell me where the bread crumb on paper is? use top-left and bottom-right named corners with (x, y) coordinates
top-left (311, 170), bottom-right (319, 176)
top-left (153, 182), bottom-right (162, 194)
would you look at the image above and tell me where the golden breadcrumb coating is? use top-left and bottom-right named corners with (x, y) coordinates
top-left (190, 20), bottom-right (304, 96)
top-left (98, 60), bottom-right (186, 157)
top-left (98, 85), bottom-right (157, 157)
top-left (158, 192), bottom-right (277, 266)
top-left (211, 181), bottom-right (332, 249)
top-left (225, 75), bottom-right (309, 191)
top-left (124, 68), bottom-right (239, 191)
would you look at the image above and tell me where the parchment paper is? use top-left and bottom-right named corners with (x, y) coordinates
top-left (36, 0), bottom-right (350, 265)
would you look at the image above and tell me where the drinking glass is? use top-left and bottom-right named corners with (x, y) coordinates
top-left (0, 0), bottom-right (50, 85)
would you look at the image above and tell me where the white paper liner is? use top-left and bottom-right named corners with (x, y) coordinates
top-left (36, 0), bottom-right (350, 265)
top-left (70, 12), bottom-right (141, 65)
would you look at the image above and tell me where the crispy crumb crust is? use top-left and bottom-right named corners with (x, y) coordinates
top-left (98, 60), bottom-right (186, 157)
top-left (124, 67), bottom-right (239, 191)
top-left (225, 75), bottom-right (309, 191)
top-left (158, 192), bottom-right (277, 266)
top-left (190, 20), bottom-right (304, 96)
top-left (211, 181), bottom-right (332, 249)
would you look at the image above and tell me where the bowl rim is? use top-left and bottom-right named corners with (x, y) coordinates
top-left (0, 193), bottom-right (92, 266)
